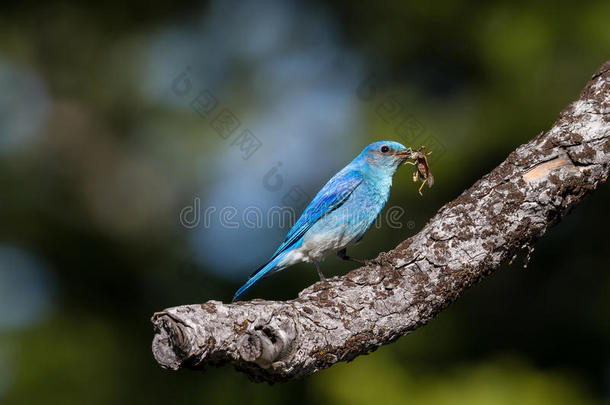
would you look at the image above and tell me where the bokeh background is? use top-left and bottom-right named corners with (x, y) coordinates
top-left (1, 1), bottom-right (609, 404)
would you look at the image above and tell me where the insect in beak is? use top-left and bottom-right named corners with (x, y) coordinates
top-left (402, 146), bottom-right (434, 196)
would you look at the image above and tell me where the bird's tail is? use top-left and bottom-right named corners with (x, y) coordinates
top-left (232, 251), bottom-right (288, 301)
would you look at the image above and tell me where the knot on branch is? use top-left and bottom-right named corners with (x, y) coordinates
top-left (152, 314), bottom-right (193, 370)
top-left (238, 316), bottom-right (297, 368)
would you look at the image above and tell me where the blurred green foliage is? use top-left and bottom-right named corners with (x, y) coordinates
top-left (0, 1), bottom-right (609, 404)
top-left (316, 352), bottom-right (597, 405)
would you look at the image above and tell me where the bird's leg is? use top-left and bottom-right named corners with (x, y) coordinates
top-left (312, 259), bottom-right (326, 281)
top-left (337, 248), bottom-right (380, 265)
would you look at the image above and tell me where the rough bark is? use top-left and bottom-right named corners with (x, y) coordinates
top-left (151, 61), bottom-right (610, 382)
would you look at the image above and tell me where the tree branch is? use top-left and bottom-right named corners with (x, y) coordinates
top-left (151, 61), bottom-right (610, 382)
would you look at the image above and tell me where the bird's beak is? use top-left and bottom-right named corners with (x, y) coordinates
top-left (396, 149), bottom-right (414, 161)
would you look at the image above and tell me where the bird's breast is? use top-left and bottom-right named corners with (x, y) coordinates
top-left (298, 179), bottom-right (391, 261)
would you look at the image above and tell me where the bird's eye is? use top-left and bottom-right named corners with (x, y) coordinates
top-left (380, 145), bottom-right (390, 153)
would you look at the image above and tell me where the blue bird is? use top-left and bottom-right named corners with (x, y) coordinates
top-left (233, 141), bottom-right (416, 301)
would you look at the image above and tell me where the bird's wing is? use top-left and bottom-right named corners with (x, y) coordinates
top-left (269, 169), bottom-right (363, 262)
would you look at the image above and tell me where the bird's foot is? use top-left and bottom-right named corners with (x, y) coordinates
top-left (337, 249), bottom-right (380, 266)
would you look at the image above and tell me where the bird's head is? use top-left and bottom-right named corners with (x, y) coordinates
top-left (360, 141), bottom-right (412, 171)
